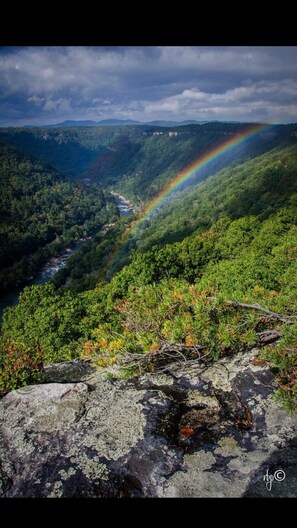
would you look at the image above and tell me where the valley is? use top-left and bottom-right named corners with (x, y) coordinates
top-left (1, 123), bottom-right (296, 203)
top-left (0, 121), bottom-right (296, 499)
top-left (0, 193), bottom-right (132, 323)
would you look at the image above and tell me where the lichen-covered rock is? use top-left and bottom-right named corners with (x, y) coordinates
top-left (158, 350), bottom-right (297, 497)
top-left (0, 349), bottom-right (296, 497)
top-left (0, 378), bottom-right (180, 497)
top-left (42, 359), bottom-right (97, 384)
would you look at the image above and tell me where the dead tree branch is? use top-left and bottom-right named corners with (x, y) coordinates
top-left (256, 329), bottom-right (281, 345)
top-left (227, 301), bottom-right (295, 325)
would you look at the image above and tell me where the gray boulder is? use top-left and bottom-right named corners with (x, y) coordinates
top-left (0, 349), bottom-right (296, 497)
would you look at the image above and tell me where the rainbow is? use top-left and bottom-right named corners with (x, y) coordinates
top-left (136, 123), bottom-right (270, 229)
top-left (110, 122), bottom-right (270, 272)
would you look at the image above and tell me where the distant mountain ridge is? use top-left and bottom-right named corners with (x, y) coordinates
top-left (24, 119), bottom-right (205, 128)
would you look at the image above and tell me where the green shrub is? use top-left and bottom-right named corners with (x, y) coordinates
top-left (0, 341), bottom-right (43, 397)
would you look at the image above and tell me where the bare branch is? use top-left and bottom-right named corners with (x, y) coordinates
top-left (227, 300), bottom-right (295, 324)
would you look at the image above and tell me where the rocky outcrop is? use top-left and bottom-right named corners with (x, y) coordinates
top-left (0, 349), bottom-right (296, 497)
top-left (42, 358), bottom-right (97, 384)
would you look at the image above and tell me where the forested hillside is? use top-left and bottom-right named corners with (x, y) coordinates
top-left (48, 143), bottom-right (297, 291)
top-left (0, 143), bottom-right (118, 293)
top-left (1, 138), bottom-right (296, 410)
top-left (133, 144), bottom-right (297, 251)
top-left (0, 123), bottom-right (296, 203)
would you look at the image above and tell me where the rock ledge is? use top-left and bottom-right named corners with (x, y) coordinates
top-left (0, 349), bottom-right (296, 497)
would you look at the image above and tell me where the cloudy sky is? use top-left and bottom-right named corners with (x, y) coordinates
top-left (0, 46), bottom-right (296, 126)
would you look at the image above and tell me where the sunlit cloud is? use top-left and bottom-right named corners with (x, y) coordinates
top-left (0, 46), bottom-right (296, 125)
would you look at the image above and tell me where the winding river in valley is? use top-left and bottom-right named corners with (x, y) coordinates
top-left (0, 194), bottom-right (134, 324)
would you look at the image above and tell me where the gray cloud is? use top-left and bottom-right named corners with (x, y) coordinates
top-left (0, 46), bottom-right (296, 125)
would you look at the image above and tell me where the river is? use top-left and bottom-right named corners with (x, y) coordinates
top-left (0, 193), bottom-right (134, 324)
top-left (111, 191), bottom-right (134, 216)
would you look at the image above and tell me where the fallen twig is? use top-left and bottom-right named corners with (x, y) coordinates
top-left (256, 329), bottom-right (282, 345)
